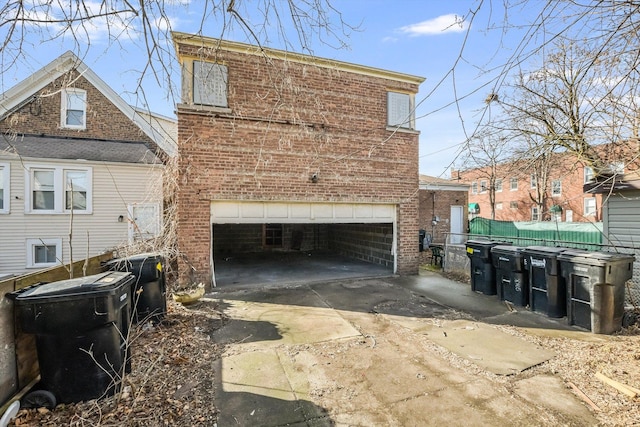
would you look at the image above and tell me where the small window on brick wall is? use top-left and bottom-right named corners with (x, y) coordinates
top-left (387, 91), bottom-right (415, 130)
top-left (264, 224), bottom-right (283, 248)
top-left (193, 61), bottom-right (228, 107)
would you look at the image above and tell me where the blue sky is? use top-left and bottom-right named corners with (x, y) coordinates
top-left (0, 0), bottom-right (539, 178)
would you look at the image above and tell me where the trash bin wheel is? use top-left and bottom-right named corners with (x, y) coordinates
top-left (23, 390), bottom-right (57, 409)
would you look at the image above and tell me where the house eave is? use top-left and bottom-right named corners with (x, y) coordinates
top-left (172, 32), bottom-right (426, 86)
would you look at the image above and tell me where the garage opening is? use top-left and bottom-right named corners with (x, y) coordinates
top-left (212, 222), bottom-right (395, 287)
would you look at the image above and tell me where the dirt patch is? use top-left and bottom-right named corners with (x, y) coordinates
top-left (9, 300), bottom-right (224, 426)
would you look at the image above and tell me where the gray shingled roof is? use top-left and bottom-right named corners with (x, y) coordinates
top-left (0, 135), bottom-right (161, 164)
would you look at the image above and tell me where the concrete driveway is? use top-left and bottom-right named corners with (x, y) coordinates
top-left (207, 271), bottom-right (598, 426)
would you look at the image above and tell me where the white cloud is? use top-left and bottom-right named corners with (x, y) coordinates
top-left (399, 14), bottom-right (468, 37)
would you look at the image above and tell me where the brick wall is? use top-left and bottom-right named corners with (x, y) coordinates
top-left (175, 41), bottom-right (421, 285)
top-left (418, 189), bottom-right (468, 244)
top-left (0, 72), bottom-right (155, 146)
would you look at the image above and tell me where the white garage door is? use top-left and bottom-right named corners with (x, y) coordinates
top-left (211, 201), bottom-right (396, 224)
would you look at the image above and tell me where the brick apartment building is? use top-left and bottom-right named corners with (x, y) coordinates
top-left (172, 33), bottom-right (425, 287)
top-left (456, 142), bottom-right (638, 223)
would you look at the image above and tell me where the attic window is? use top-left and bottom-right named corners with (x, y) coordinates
top-left (193, 61), bottom-right (228, 107)
top-left (61, 88), bottom-right (86, 129)
top-left (387, 91), bottom-right (415, 130)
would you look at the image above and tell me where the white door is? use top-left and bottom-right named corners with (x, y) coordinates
top-left (450, 205), bottom-right (464, 244)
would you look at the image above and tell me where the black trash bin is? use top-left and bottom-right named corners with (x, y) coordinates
top-left (491, 245), bottom-right (528, 307)
top-left (558, 250), bottom-right (634, 333)
top-left (12, 272), bottom-right (134, 404)
top-left (106, 253), bottom-right (166, 323)
top-left (523, 246), bottom-right (567, 318)
top-left (466, 240), bottom-right (505, 295)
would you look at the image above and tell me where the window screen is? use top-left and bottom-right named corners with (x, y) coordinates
top-left (387, 92), bottom-right (412, 128)
top-left (193, 61), bottom-right (228, 107)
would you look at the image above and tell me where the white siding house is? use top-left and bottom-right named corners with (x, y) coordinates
top-left (0, 53), bottom-right (176, 276)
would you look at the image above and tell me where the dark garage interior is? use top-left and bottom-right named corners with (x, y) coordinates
top-left (212, 223), bottom-right (395, 287)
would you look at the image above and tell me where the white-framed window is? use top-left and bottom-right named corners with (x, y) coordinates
top-left (193, 61), bottom-right (228, 107)
top-left (471, 182), bottom-right (478, 194)
top-left (387, 91), bottom-right (415, 130)
top-left (25, 165), bottom-right (92, 214)
top-left (608, 162), bottom-right (624, 175)
top-left (551, 179), bottom-right (561, 197)
top-left (0, 163), bottom-right (9, 213)
top-left (584, 197), bottom-right (596, 216)
top-left (61, 88), bottom-right (87, 129)
top-left (510, 177), bottom-right (518, 191)
top-left (480, 180), bottom-right (488, 193)
top-left (584, 166), bottom-right (594, 183)
top-left (128, 203), bottom-right (161, 243)
top-left (531, 206), bottom-right (540, 221)
top-left (530, 174), bottom-right (537, 189)
top-left (496, 202), bottom-right (503, 210)
top-left (26, 238), bottom-right (62, 268)
top-left (495, 179), bottom-right (503, 192)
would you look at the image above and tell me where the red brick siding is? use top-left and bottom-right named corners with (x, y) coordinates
top-left (176, 44), bottom-right (421, 285)
top-left (0, 72), bottom-right (155, 145)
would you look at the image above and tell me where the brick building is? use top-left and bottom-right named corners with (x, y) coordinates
top-left (172, 33), bottom-right (425, 287)
top-left (418, 175), bottom-right (468, 245)
top-left (456, 143), bottom-right (638, 223)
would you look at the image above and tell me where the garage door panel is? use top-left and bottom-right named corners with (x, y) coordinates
top-left (212, 201), bottom-right (395, 224)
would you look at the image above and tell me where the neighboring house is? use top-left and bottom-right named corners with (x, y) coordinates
top-left (418, 175), bottom-right (469, 245)
top-left (172, 32), bottom-right (425, 287)
top-left (585, 172), bottom-right (640, 303)
top-left (0, 52), bottom-right (176, 276)
top-left (456, 144), bottom-right (637, 223)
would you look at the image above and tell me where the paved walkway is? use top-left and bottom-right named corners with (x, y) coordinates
top-left (207, 271), bottom-right (599, 426)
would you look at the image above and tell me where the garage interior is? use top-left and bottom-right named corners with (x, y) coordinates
top-left (212, 223), bottom-right (395, 287)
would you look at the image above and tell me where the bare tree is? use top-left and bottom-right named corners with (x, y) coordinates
top-left (461, 129), bottom-right (511, 219)
top-left (0, 1), bottom-right (355, 106)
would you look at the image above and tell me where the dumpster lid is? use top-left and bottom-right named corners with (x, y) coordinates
top-left (558, 249), bottom-right (635, 265)
top-left (523, 246), bottom-right (566, 256)
top-left (14, 272), bottom-right (132, 300)
top-left (491, 245), bottom-right (525, 254)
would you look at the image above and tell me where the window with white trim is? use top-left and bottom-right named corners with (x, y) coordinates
top-left (128, 203), bottom-right (161, 243)
top-left (496, 202), bottom-right (503, 210)
top-left (26, 165), bottom-right (92, 213)
top-left (510, 201), bottom-right (518, 209)
top-left (531, 206), bottom-right (540, 221)
top-left (530, 174), bottom-right (537, 189)
top-left (0, 163), bottom-right (9, 213)
top-left (584, 197), bottom-right (596, 216)
top-left (495, 179), bottom-right (503, 192)
top-left (387, 91), bottom-right (415, 129)
top-left (510, 177), bottom-right (518, 191)
top-left (551, 179), bottom-right (561, 197)
top-left (583, 166), bottom-right (594, 183)
top-left (26, 238), bottom-right (62, 268)
top-left (471, 182), bottom-right (478, 194)
top-left (61, 88), bottom-right (87, 129)
top-left (193, 61), bottom-right (228, 107)
top-left (480, 180), bottom-right (488, 193)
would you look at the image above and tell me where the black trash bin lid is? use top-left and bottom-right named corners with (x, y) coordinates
top-left (14, 272), bottom-right (133, 302)
top-left (523, 246), bottom-right (566, 256)
top-left (491, 245), bottom-right (525, 255)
